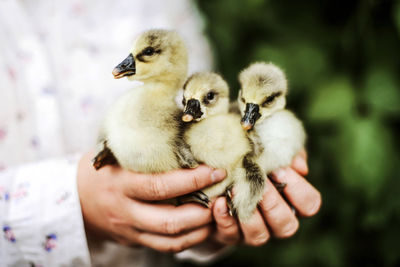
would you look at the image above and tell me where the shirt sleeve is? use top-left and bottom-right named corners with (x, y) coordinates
top-left (0, 155), bottom-right (91, 267)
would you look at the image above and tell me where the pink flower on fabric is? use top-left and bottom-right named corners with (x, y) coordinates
top-left (44, 234), bottom-right (57, 252)
top-left (71, 2), bottom-right (85, 15)
top-left (3, 225), bottom-right (16, 242)
top-left (7, 67), bottom-right (16, 81)
top-left (11, 182), bottom-right (30, 201)
top-left (56, 191), bottom-right (71, 205)
top-left (0, 128), bottom-right (7, 141)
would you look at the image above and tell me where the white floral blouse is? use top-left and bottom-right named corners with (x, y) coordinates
top-left (0, 0), bottom-right (213, 266)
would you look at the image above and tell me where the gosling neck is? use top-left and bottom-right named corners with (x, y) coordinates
top-left (142, 74), bottom-right (186, 92)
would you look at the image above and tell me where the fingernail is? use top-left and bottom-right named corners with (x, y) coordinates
top-left (282, 219), bottom-right (299, 237)
top-left (307, 193), bottom-right (322, 215)
top-left (211, 169), bottom-right (226, 183)
top-left (294, 155), bottom-right (308, 173)
top-left (273, 168), bottom-right (286, 180)
top-left (218, 200), bottom-right (228, 216)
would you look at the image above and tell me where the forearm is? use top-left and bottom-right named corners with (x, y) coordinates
top-left (175, 238), bottom-right (233, 264)
top-left (0, 156), bottom-right (91, 266)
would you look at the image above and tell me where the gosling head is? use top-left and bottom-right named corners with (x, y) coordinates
top-left (238, 62), bottom-right (287, 131)
top-left (112, 29), bottom-right (188, 84)
top-left (181, 72), bottom-right (230, 122)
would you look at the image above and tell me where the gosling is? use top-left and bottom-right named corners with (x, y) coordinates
top-left (238, 62), bottom-right (306, 178)
top-left (93, 29), bottom-right (197, 172)
top-left (181, 72), bottom-right (265, 222)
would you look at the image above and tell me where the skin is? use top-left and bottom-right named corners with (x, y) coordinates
top-left (78, 151), bottom-right (226, 253)
top-left (213, 150), bottom-right (322, 246)
top-left (78, 150), bottom-right (321, 252)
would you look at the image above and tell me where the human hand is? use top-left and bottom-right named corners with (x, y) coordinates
top-left (77, 151), bottom-right (226, 253)
top-left (212, 150), bottom-right (321, 246)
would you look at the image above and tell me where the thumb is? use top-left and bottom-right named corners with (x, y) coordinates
top-left (122, 165), bottom-right (226, 201)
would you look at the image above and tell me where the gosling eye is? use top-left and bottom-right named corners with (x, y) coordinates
top-left (143, 47), bottom-right (155, 56)
top-left (203, 91), bottom-right (217, 105)
top-left (240, 97), bottom-right (245, 103)
top-left (263, 95), bottom-right (275, 106)
top-left (262, 92), bottom-right (282, 107)
top-left (182, 97), bottom-right (186, 106)
top-left (207, 91), bottom-right (215, 100)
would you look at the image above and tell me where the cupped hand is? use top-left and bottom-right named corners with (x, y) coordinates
top-left (77, 151), bottom-right (226, 253)
top-left (213, 150), bottom-right (321, 246)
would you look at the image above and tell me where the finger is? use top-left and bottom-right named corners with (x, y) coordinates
top-left (121, 165), bottom-right (226, 201)
top-left (213, 197), bottom-right (240, 245)
top-left (137, 225), bottom-right (212, 253)
top-left (259, 178), bottom-right (299, 238)
top-left (126, 200), bottom-right (212, 235)
top-left (111, 231), bottom-right (141, 247)
top-left (298, 149), bottom-right (307, 160)
top-left (291, 150), bottom-right (308, 176)
top-left (239, 209), bottom-right (270, 246)
top-left (271, 167), bottom-right (321, 217)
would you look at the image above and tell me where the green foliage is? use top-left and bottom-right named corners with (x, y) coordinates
top-left (187, 0), bottom-right (400, 266)
top-left (336, 117), bottom-right (394, 201)
top-left (307, 77), bottom-right (355, 122)
top-left (364, 67), bottom-right (400, 116)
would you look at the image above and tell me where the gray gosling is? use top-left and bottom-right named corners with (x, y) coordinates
top-left (181, 72), bottom-right (265, 222)
top-left (93, 29), bottom-right (197, 172)
top-left (238, 62), bottom-right (306, 179)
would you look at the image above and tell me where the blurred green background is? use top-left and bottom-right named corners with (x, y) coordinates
top-left (183, 0), bottom-right (400, 266)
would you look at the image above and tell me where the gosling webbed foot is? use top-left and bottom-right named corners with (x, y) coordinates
top-left (272, 181), bottom-right (287, 193)
top-left (178, 191), bottom-right (210, 208)
top-left (92, 142), bottom-right (118, 170)
top-left (265, 175), bottom-right (297, 215)
top-left (179, 158), bottom-right (199, 169)
top-left (175, 138), bottom-right (199, 169)
top-left (225, 186), bottom-right (236, 217)
top-left (267, 174), bottom-right (287, 193)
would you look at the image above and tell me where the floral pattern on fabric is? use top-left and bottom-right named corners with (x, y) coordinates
top-left (0, 0), bottom-right (212, 266)
top-left (3, 226), bottom-right (16, 243)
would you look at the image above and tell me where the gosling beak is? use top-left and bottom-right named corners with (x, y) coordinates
top-left (182, 99), bottom-right (203, 122)
top-left (182, 114), bottom-right (193, 122)
top-left (241, 103), bottom-right (261, 131)
top-left (112, 54), bottom-right (136, 79)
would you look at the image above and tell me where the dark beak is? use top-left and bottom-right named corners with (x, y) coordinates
top-left (182, 99), bottom-right (203, 122)
top-left (241, 103), bottom-right (261, 131)
top-left (112, 54), bottom-right (136, 79)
